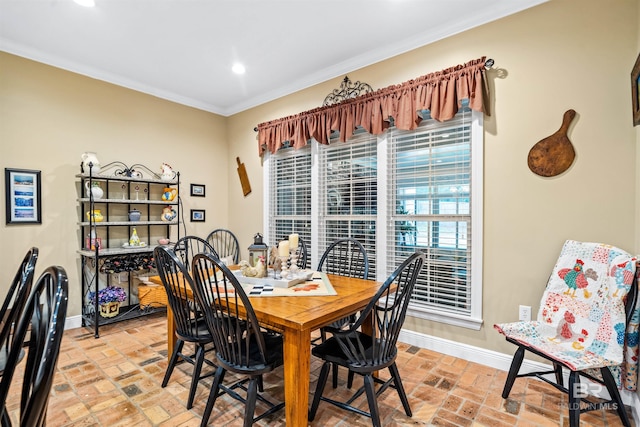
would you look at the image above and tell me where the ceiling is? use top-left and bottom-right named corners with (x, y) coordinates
top-left (0, 0), bottom-right (546, 116)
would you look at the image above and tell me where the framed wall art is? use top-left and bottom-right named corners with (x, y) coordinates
top-left (190, 183), bottom-right (206, 197)
top-left (5, 168), bottom-right (42, 224)
top-left (632, 52), bottom-right (640, 126)
top-left (190, 209), bottom-right (205, 222)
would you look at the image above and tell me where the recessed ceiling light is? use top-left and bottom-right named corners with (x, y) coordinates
top-left (74, 0), bottom-right (95, 7)
top-left (232, 63), bottom-right (246, 75)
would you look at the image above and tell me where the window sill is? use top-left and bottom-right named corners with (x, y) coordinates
top-left (406, 306), bottom-right (483, 330)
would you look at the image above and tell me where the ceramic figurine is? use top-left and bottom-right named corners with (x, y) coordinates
top-left (86, 209), bottom-right (104, 222)
top-left (161, 206), bottom-right (177, 222)
top-left (160, 163), bottom-right (176, 182)
top-left (129, 227), bottom-right (140, 246)
top-left (81, 152), bottom-right (101, 174)
top-left (84, 181), bottom-right (104, 200)
top-left (161, 187), bottom-right (177, 202)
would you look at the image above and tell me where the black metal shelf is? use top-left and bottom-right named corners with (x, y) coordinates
top-left (79, 161), bottom-right (180, 338)
top-left (82, 304), bottom-right (166, 328)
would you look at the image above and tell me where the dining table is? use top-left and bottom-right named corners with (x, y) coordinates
top-left (148, 271), bottom-right (384, 427)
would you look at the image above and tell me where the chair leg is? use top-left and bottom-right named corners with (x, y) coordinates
top-left (553, 362), bottom-right (564, 387)
top-left (244, 377), bottom-right (259, 427)
top-left (389, 362), bottom-right (412, 416)
top-left (347, 369), bottom-right (354, 389)
top-left (162, 339), bottom-right (185, 387)
top-left (308, 361), bottom-right (331, 421)
top-left (502, 346), bottom-right (525, 398)
top-left (186, 344), bottom-right (206, 409)
top-left (363, 374), bottom-right (382, 427)
top-left (200, 366), bottom-right (225, 427)
top-left (568, 370), bottom-right (580, 427)
top-left (600, 367), bottom-right (631, 427)
top-left (332, 363), bottom-right (339, 388)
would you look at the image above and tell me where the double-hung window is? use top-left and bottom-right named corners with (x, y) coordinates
top-left (264, 103), bottom-right (483, 329)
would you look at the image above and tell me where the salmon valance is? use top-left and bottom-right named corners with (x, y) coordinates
top-left (257, 57), bottom-right (490, 156)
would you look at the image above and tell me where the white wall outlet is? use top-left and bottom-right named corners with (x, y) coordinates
top-left (519, 305), bottom-right (531, 322)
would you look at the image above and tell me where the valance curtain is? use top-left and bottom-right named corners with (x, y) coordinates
top-left (257, 56), bottom-right (489, 156)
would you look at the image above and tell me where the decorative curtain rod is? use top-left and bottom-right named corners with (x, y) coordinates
top-left (255, 56), bottom-right (492, 155)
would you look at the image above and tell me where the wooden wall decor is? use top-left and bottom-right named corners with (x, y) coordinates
top-left (527, 109), bottom-right (577, 177)
top-left (236, 157), bottom-right (252, 196)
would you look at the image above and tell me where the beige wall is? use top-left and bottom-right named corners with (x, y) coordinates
top-left (228, 0), bottom-right (639, 355)
top-left (0, 52), bottom-right (229, 316)
top-left (1, 0), bottom-right (638, 357)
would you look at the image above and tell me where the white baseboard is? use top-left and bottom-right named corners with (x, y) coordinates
top-left (398, 328), bottom-right (640, 426)
top-left (64, 314), bottom-right (83, 331)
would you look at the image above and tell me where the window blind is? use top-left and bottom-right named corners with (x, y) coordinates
top-left (317, 130), bottom-right (377, 278)
top-left (268, 146), bottom-right (312, 259)
top-left (388, 107), bottom-right (472, 316)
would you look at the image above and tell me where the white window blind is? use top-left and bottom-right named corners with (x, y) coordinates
top-left (387, 106), bottom-right (474, 318)
top-left (318, 131), bottom-right (377, 278)
top-left (267, 145), bottom-right (312, 259)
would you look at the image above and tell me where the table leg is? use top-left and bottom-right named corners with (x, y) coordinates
top-left (166, 305), bottom-right (176, 362)
top-left (283, 328), bottom-right (311, 427)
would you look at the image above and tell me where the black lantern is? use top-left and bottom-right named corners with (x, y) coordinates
top-left (248, 233), bottom-right (269, 268)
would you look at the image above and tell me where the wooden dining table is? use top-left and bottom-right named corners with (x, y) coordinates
top-left (148, 272), bottom-right (383, 427)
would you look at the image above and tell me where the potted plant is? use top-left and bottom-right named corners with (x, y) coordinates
top-left (89, 286), bottom-right (127, 318)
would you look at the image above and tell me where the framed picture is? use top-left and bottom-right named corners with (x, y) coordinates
top-left (632, 52), bottom-right (640, 126)
top-left (5, 168), bottom-right (42, 224)
top-left (190, 209), bottom-right (205, 222)
top-left (190, 183), bottom-right (206, 197)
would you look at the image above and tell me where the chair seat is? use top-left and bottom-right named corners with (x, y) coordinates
top-left (176, 318), bottom-right (212, 344)
top-left (222, 332), bottom-right (283, 374)
top-left (495, 321), bottom-right (621, 371)
top-left (312, 332), bottom-right (397, 372)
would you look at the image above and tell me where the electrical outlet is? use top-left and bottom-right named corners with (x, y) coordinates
top-left (519, 305), bottom-right (531, 322)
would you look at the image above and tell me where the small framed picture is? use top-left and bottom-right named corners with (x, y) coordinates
top-left (5, 168), bottom-right (42, 224)
top-left (632, 52), bottom-right (640, 126)
top-left (190, 209), bottom-right (205, 222)
top-left (190, 183), bottom-right (206, 197)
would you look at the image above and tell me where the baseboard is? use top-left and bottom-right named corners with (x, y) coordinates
top-left (64, 314), bottom-right (83, 331)
top-left (398, 328), bottom-right (640, 426)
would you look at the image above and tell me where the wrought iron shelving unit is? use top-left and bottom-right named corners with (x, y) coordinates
top-left (77, 161), bottom-right (180, 338)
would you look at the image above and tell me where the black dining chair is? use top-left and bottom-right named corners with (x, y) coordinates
top-left (173, 235), bottom-right (219, 271)
top-left (191, 252), bottom-right (285, 427)
top-left (0, 265), bottom-right (68, 427)
top-left (308, 251), bottom-right (425, 427)
top-left (205, 229), bottom-right (240, 265)
top-left (316, 238), bottom-right (369, 387)
top-left (0, 247), bottom-right (39, 376)
top-left (153, 246), bottom-right (216, 410)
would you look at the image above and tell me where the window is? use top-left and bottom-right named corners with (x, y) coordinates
top-left (266, 146), bottom-right (312, 259)
top-left (264, 104), bottom-right (483, 329)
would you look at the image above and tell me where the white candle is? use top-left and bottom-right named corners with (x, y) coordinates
top-left (288, 233), bottom-right (299, 249)
top-left (278, 240), bottom-right (290, 257)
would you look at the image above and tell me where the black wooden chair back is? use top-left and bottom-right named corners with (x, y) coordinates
top-left (173, 235), bottom-right (218, 271)
top-left (0, 248), bottom-right (39, 370)
top-left (191, 252), bottom-right (284, 426)
top-left (206, 229), bottom-right (240, 264)
top-left (317, 238), bottom-right (369, 279)
top-left (0, 265), bottom-right (68, 427)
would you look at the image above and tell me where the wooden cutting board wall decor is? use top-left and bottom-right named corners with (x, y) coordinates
top-left (236, 157), bottom-right (252, 196)
top-left (527, 109), bottom-right (577, 177)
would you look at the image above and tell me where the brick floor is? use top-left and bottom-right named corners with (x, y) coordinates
top-left (4, 313), bottom-right (635, 426)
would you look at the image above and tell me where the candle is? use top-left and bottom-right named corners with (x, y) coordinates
top-left (288, 233), bottom-right (299, 249)
top-left (278, 240), bottom-right (290, 257)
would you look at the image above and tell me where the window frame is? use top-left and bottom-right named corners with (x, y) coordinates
top-left (263, 109), bottom-right (483, 329)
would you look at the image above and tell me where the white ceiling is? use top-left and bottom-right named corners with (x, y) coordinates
top-left (0, 0), bottom-right (546, 116)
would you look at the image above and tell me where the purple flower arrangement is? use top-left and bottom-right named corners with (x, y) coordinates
top-left (89, 286), bottom-right (127, 305)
